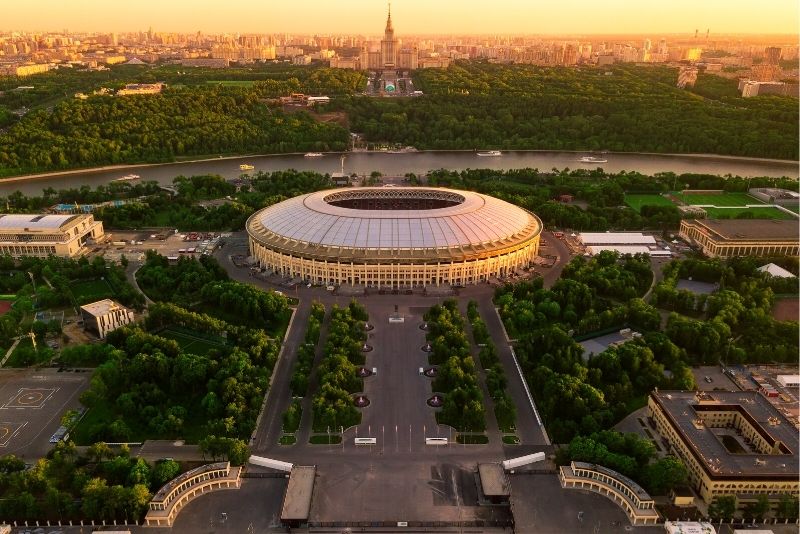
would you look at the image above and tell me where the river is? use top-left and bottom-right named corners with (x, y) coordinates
top-left (0, 151), bottom-right (797, 196)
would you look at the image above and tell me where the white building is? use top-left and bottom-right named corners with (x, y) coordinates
top-left (757, 263), bottom-right (796, 279)
top-left (777, 375), bottom-right (800, 388)
top-left (80, 299), bottom-right (135, 339)
top-left (664, 522), bottom-right (716, 534)
top-left (0, 214), bottom-right (105, 258)
top-left (578, 232), bottom-right (670, 257)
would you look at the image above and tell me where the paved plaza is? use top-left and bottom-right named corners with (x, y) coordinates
top-left (0, 368), bottom-right (89, 459)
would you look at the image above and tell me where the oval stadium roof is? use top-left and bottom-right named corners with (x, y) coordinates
top-left (247, 187), bottom-right (542, 261)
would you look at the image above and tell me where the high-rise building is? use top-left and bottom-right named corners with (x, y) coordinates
top-left (676, 66), bottom-right (698, 88)
top-left (765, 46), bottom-right (782, 65)
top-left (380, 4), bottom-right (398, 69)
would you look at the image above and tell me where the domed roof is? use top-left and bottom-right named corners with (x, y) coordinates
top-left (247, 187), bottom-right (541, 262)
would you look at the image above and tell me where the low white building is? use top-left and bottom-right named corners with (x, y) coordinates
top-left (777, 375), bottom-right (800, 388)
top-left (757, 263), bottom-right (796, 279)
top-left (80, 299), bottom-right (135, 339)
top-left (663, 521), bottom-right (716, 534)
top-left (579, 232), bottom-right (657, 246)
top-left (579, 232), bottom-right (670, 257)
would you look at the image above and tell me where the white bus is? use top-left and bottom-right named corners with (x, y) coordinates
top-left (425, 437), bottom-right (448, 446)
top-left (354, 437), bottom-right (377, 445)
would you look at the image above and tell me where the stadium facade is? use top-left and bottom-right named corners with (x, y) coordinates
top-left (246, 188), bottom-right (542, 287)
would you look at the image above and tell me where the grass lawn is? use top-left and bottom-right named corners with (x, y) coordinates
top-left (279, 434), bottom-right (296, 445)
top-left (157, 327), bottom-right (228, 356)
top-left (71, 279), bottom-right (115, 302)
top-left (309, 434), bottom-right (342, 444)
top-left (784, 205), bottom-right (800, 214)
top-left (502, 435), bottom-right (520, 445)
top-left (624, 194), bottom-right (675, 213)
top-left (456, 434), bottom-right (489, 444)
top-left (703, 207), bottom-right (796, 220)
top-left (678, 192), bottom-right (763, 207)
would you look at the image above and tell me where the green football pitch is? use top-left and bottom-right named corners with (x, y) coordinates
top-left (624, 194), bottom-right (675, 213)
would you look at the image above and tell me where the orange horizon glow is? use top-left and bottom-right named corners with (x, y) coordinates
top-left (3, 0), bottom-right (799, 36)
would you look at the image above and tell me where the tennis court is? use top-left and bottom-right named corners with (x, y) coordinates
top-left (158, 327), bottom-right (228, 355)
top-left (624, 194), bottom-right (675, 213)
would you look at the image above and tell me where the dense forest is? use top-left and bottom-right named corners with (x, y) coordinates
top-left (136, 252), bottom-right (290, 332)
top-left (312, 302), bottom-right (369, 432)
top-left (1, 62), bottom-right (797, 177)
top-left (335, 63), bottom-right (799, 159)
top-left (5, 168), bottom-right (795, 237)
top-left (496, 251), bottom-right (695, 442)
top-left (496, 252), bottom-right (799, 445)
top-left (426, 300), bottom-right (486, 432)
top-left (0, 86), bottom-right (349, 176)
top-left (0, 442), bottom-right (182, 522)
top-left (72, 302), bottom-right (278, 453)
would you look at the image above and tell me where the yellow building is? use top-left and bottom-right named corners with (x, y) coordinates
top-left (3, 63), bottom-right (50, 76)
top-left (0, 214), bottom-right (105, 258)
top-left (117, 83), bottom-right (164, 96)
top-left (679, 219), bottom-right (799, 258)
top-left (648, 391), bottom-right (799, 511)
top-left (80, 299), bottom-right (135, 339)
top-left (247, 188), bottom-right (542, 288)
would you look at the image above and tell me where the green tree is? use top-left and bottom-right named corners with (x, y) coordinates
top-left (747, 494), bottom-right (771, 521)
top-left (777, 494), bottom-right (799, 520)
top-left (709, 495), bottom-right (737, 520)
top-left (643, 456), bottom-right (688, 495)
top-left (150, 459), bottom-right (181, 490)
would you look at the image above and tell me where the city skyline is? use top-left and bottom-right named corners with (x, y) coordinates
top-left (4, 0), bottom-right (799, 35)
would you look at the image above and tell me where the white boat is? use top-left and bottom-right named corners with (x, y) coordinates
top-left (113, 173), bottom-right (140, 182)
top-left (476, 150), bottom-right (502, 157)
top-left (304, 152), bottom-right (324, 158)
top-left (239, 164), bottom-right (255, 171)
top-left (578, 156), bottom-right (608, 164)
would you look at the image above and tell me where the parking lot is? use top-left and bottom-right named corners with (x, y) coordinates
top-left (691, 366), bottom-right (739, 392)
top-left (0, 368), bottom-right (90, 459)
top-left (98, 230), bottom-right (229, 263)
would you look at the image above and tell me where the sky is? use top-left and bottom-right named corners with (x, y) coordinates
top-left (4, 0), bottom-right (799, 35)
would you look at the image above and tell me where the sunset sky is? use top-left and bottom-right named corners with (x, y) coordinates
top-left (5, 0), bottom-right (799, 35)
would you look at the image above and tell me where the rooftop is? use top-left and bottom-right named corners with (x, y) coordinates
top-left (478, 463), bottom-right (510, 497)
top-left (0, 213), bottom-right (78, 231)
top-left (80, 298), bottom-right (126, 317)
top-left (248, 187), bottom-right (542, 261)
top-left (578, 232), bottom-right (657, 246)
top-left (281, 465), bottom-right (316, 521)
top-left (757, 263), bottom-right (796, 279)
top-left (571, 461), bottom-right (652, 501)
top-left (685, 219), bottom-right (799, 242)
top-left (651, 390), bottom-right (800, 480)
top-left (664, 521), bottom-right (716, 534)
top-left (152, 462), bottom-right (230, 502)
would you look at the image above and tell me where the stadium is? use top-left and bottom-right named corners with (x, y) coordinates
top-left (246, 187), bottom-right (543, 287)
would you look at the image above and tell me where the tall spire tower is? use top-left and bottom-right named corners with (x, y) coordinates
top-left (381, 2), bottom-right (397, 69)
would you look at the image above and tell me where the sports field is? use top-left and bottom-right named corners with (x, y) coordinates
top-left (71, 279), bottom-right (114, 302)
top-left (677, 192), bottom-right (763, 207)
top-left (703, 207), bottom-right (796, 220)
top-left (624, 194), bottom-right (675, 213)
top-left (158, 327), bottom-right (227, 356)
